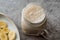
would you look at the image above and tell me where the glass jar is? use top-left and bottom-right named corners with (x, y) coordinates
top-left (21, 3), bottom-right (47, 36)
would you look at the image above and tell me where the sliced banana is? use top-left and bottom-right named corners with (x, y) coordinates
top-left (8, 31), bottom-right (16, 40)
top-left (0, 29), bottom-right (1, 32)
top-left (0, 32), bottom-right (8, 40)
top-left (0, 21), bottom-right (7, 29)
top-left (1, 28), bottom-right (9, 34)
top-left (0, 21), bottom-right (16, 40)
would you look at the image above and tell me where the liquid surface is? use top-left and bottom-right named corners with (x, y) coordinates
top-left (22, 4), bottom-right (45, 23)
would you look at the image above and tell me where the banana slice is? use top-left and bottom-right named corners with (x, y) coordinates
top-left (0, 21), bottom-right (7, 29)
top-left (0, 21), bottom-right (16, 40)
top-left (0, 29), bottom-right (1, 32)
top-left (1, 28), bottom-right (9, 34)
top-left (8, 31), bottom-right (16, 40)
top-left (0, 32), bottom-right (8, 40)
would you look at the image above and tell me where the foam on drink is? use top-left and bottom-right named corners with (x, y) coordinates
top-left (22, 3), bottom-right (45, 23)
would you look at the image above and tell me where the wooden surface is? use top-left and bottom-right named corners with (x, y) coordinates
top-left (0, 0), bottom-right (60, 40)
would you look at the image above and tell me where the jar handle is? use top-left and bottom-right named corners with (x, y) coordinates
top-left (41, 29), bottom-right (50, 40)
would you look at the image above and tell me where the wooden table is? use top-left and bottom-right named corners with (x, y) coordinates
top-left (0, 0), bottom-right (60, 40)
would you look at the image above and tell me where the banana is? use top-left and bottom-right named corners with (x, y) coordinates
top-left (0, 21), bottom-right (16, 40)
top-left (0, 29), bottom-right (1, 32)
top-left (8, 31), bottom-right (16, 40)
top-left (0, 32), bottom-right (8, 40)
top-left (0, 21), bottom-right (7, 29)
top-left (1, 28), bottom-right (9, 34)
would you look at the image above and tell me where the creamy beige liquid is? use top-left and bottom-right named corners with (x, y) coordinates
top-left (21, 3), bottom-right (46, 35)
top-left (22, 4), bottom-right (45, 23)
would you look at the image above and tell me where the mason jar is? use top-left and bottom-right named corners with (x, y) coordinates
top-left (21, 3), bottom-right (47, 36)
